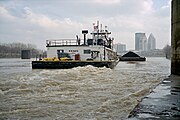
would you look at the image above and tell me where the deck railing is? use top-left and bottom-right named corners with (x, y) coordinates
top-left (46, 39), bottom-right (83, 46)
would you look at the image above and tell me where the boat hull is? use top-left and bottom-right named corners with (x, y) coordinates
top-left (119, 57), bottom-right (146, 61)
top-left (32, 60), bottom-right (119, 69)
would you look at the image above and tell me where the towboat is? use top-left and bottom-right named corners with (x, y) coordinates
top-left (32, 21), bottom-right (119, 69)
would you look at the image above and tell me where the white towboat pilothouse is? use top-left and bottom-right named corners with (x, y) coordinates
top-left (32, 21), bottom-right (119, 69)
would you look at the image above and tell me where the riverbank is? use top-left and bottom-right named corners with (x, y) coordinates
top-left (128, 75), bottom-right (180, 119)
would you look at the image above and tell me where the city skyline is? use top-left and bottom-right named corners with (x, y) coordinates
top-left (135, 32), bottom-right (156, 51)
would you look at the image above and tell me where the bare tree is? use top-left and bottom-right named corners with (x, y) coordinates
top-left (163, 44), bottom-right (171, 59)
top-left (0, 42), bottom-right (46, 58)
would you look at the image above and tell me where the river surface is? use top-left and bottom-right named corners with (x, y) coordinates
top-left (0, 58), bottom-right (170, 120)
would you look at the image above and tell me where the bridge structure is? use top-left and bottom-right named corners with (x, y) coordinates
top-left (171, 0), bottom-right (180, 75)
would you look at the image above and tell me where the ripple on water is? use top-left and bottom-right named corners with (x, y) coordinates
top-left (0, 58), bottom-right (170, 119)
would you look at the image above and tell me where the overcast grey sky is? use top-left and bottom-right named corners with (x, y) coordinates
top-left (0, 0), bottom-right (171, 50)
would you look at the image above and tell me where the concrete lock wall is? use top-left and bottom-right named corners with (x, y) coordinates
top-left (171, 0), bottom-right (180, 75)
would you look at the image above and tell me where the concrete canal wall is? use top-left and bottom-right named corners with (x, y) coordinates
top-left (171, 0), bottom-right (180, 75)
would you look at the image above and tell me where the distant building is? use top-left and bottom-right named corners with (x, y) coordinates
top-left (144, 39), bottom-right (148, 51)
top-left (135, 33), bottom-right (147, 51)
top-left (114, 43), bottom-right (126, 53)
top-left (148, 33), bottom-right (156, 50)
top-left (21, 50), bottom-right (31, 59)
top-left (136, 49), bottom-right (165, 57)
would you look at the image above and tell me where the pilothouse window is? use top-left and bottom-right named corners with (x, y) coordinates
top-left (84, 50), bottom-right (91, 54)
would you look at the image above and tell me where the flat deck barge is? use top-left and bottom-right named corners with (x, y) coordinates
top-left (32, 60), bottom-right (118, 69)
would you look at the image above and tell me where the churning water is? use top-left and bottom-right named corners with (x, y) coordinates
top-left (0, 58), bottom-right (170, 120)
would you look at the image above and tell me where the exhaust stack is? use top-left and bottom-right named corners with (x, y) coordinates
top-left (82, 30), bottom-right (88, 45)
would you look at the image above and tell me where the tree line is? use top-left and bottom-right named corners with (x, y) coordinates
top-left (0, 42), bottom-right (46, 58)
top-left (163, 44), bottom-right (171, 59)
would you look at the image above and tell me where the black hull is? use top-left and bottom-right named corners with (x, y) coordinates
top-left (32, 60), bottom-right (119, 69)
top-left (119, 57), bottom-right (146, 61)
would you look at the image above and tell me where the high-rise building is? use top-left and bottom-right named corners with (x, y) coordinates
top-left (114, 43), bottom-right (126, 53)
top-left (135, 33), bottom-right (147, 51)
top-left (148, 33), bottom-right (156, 50)
top-left (144, 39), bottom-right (148, 51)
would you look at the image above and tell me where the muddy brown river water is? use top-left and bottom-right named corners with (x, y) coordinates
top-left (0, 58), bottom-right (170, 119)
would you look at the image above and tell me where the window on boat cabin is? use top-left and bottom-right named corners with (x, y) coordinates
top-left (91, 51), bottom-right (99, 59)
top-left (84, 49), bottom-right (91, 54)
top-left (57, 49), bottom-right (64, 53)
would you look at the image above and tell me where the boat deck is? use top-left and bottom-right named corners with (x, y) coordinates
top-left (32, 60), bottom-right (119, 69)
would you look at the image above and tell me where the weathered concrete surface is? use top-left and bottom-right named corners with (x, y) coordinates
top-left (128, 75), bottom-right (180, 120)
top-left (171, 0), bottom-right (180, 75)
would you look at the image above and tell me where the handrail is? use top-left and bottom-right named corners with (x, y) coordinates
top-left (46, 39), bottom-right (82, 46)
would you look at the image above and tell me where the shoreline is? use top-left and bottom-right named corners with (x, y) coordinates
top-left (127, 75), bottom-right (180, 119)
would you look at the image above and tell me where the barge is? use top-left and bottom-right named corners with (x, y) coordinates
top-left (32, 21), bottom-right (119, 69)
top-left (119, 51), bottom-right (146, 61)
